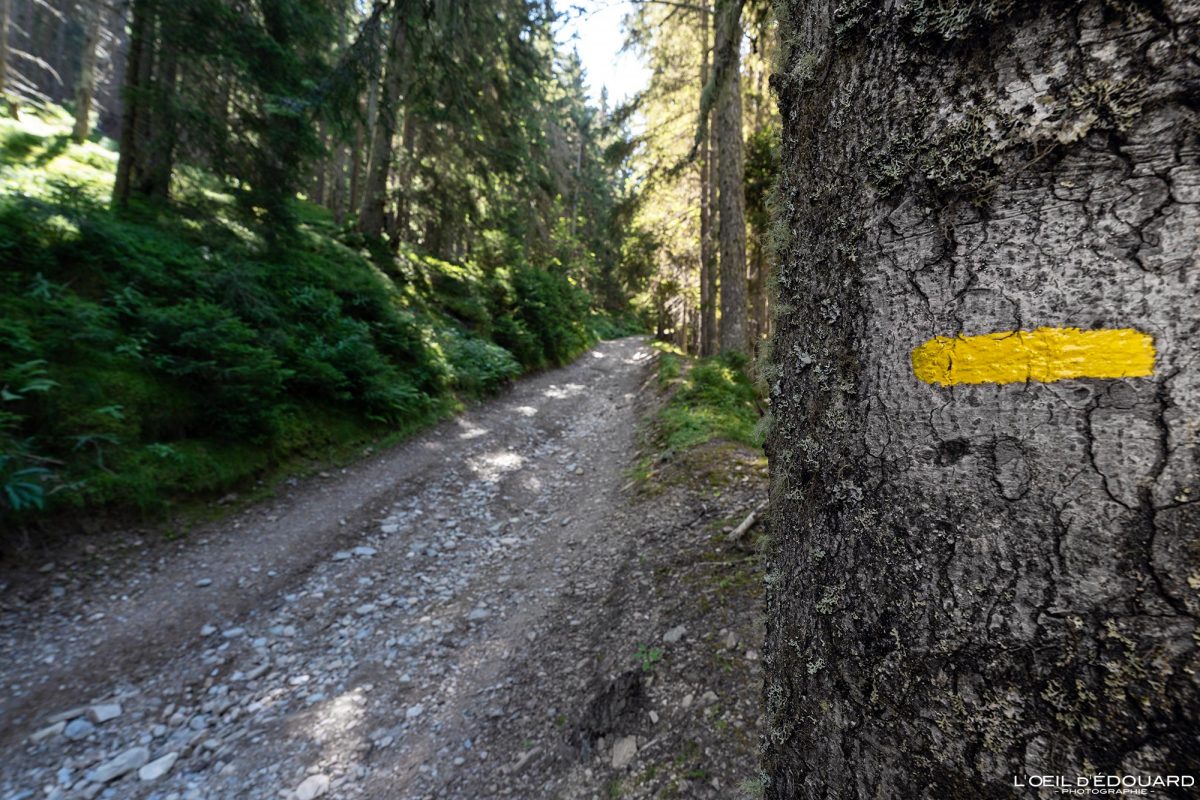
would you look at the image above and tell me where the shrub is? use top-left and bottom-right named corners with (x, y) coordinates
top-left (441, 330), bottom-right (521, 396)
top-left (137, 300), bottom-right (290, 438)
top-left (0, 110), bottom-right (615, 526)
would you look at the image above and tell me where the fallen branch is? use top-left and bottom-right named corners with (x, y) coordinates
top-left (726, 501), bottom-right (767, 547)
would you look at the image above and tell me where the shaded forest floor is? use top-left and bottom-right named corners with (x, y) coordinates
top-left (0, 337), bottom-right (766, 800)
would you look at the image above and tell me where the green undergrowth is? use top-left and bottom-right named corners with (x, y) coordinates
top-left (654, 345), bottom-right (761, 454)
top-left (634, 343), bottom-right (763, 487)
top-left (0, 107), bottom-right (643, 531)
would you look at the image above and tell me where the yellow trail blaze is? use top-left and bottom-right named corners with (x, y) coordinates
top-left (911, 327), bottom-right (1156, 387)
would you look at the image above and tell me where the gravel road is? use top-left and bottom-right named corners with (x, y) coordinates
top-left (1, 336), bottom-right (765, 800)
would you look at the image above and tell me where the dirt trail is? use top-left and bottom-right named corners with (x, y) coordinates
top-left (0, 337), bottom-right (765, 800)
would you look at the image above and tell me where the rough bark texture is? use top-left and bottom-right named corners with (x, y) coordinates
top-left (700, 5), bottom-right (719, 358)
top-left (357, 7), bottom-right (408, 239)
top-left (71, 0), bottom-right (103, 143)
top-left (764, 1), bottom-right (1200, 796)
top-left (715, 0), bottom-right (748, 356)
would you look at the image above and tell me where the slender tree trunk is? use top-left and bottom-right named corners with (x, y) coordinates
top-left (72, 0), bottom-right (104, 143)
top-left (714, 0), bottom-right (747, 356)
top-left (0, 0), bottom-right (12, 112)
top-left (764, 2), bottom-right (1200, 797)
top-left (699, 2), bottom-right (718, 357)
top-left (750, 237), bottom-right (766, 354)
top-left (348, 112), bottom-right (365, 215)
top-left (115, 0), bottom-right (175, 204)
top-left (313, 119), bottom-right (328, 204)
top-left (392, 109), bottom-right (416, 241)
top-left (750, 56), bottom-right (769, 355)
top-left (114, 0), bottom-right (153, 205)
top-left (357, 6), bottom-right (408, 239)
top-left (332, 144), bottom-right (348, 223)
top-left (353, 60), bottom-right (380, 212)
top-left (142, 40), bottom-right (176, 200)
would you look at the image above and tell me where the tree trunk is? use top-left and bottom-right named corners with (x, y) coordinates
top-left (699, 2), bottom-right (718, 357)
top-left (714, 0), bottom-right (747, 356)
top-left (764, 2), bottom-right (1200, 797)
top-left (348, 113), bottom-right (365, 216)
top-left (114, 0), bottom-right (175, 203)
top-left (750, 233), bottom-right (766, 355)
top-left (392, 108), bottom-right (417, 241)
top-left (357, 5), bottom-right (408, 239)
top-left (313, 118), bottom-right (328, 204)
top-left (72, 0), bottom-right (104, 142)
top-left (113, 0), bottom-right (153, 205)
top-left (141, 36), bottom-right (176, 201)
top-left (0, 0), bottom-right (12, 111)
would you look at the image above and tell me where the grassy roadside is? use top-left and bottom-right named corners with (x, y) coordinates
top-left (634, 342), bottom-right (765, 487)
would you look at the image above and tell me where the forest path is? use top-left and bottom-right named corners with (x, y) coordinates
top-left (0, 336), bottom-right (765, 800)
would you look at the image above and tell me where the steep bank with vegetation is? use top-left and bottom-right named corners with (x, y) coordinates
top-left (0, 108), bottom-right (640, 528)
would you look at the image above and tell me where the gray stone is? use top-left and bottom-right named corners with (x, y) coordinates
top-left (467, 608), bottom-right (491, 622)
top-left (331, 551), bottom-right (352, 561)
top-left (352, 546), bottom-right (377, 557)
top-left (46, 706), bottom-right (88, 724)
top-left (194, 578), bottom-right (213, 588)
top-left (662, 625), bottom-right (687, 644)
top-left (90, 746), bottom-right (150, 783)
top-left (137, 752), bottom-right (178, 782)
top-left (222, 627), bottom-right (245, 639)
top-left (406, 704), bottom-right (424, 720)
top-left (64, 718), bottom-right (96, 740)
top-left (295, 774), bottom-right (330, 800)
top-left (86, 703), bottom-right (122, 724)
top-left (611, 736), bottom-right (637, 769)
top-left (512, 746), bottom-right (541, 774)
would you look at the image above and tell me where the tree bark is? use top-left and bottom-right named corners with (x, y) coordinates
top-left (357, 5), bottom-right (408, 239)
top-left (0, 0), bottom-right (12, 111)
top-left (764, 2), bottom-right (1200, 797)
top-left (714, 0), bottom-right (747, 356)
top-left (391, 108), bottom-right (417, 242)
top-left (313, 118), bottom-right (328, 204)
top-left (72, 0), bottom-right (104, 142)
top-left (141, 32), bottom-right (175, 201)
top-left (114, 0), bottom-right (176, 204)
top-left (699, 2), bottom-right (718, 357)
top-left (749, 230), bottom-right (766, 354)
top-left (113, 0), bottom-right (153, 205)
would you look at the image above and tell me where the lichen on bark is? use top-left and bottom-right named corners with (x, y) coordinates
top-left (764, 0), bottom-right (1200, 796)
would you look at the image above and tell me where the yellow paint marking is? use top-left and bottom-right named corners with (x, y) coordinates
top-left (912, 327), bottom-right (1155, 387)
